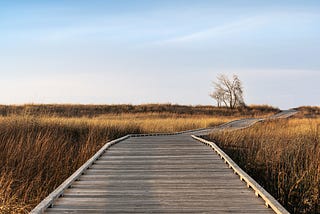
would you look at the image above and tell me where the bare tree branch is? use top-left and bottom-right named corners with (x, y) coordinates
top-left (210, 74), bottom-right (245, 108)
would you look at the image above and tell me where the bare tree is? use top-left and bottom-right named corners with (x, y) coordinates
top-left (210, 74), bottom-right (245, 108)
top-left (210, 90), bottom-right (223, 107)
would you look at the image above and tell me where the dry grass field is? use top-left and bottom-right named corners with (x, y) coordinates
top-left (4, 104), bottom-right (319, 213)
top-left (208, 114), bottom-right (320, 213)
top-left (0, 104), bottom-right (278, 213)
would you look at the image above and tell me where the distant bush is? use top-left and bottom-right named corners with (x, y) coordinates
top-left (294, 106), bottom-right (320, 118)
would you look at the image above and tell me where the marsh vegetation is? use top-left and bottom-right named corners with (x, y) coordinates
top-left (4, 104), bottom-right (316, 213)
top-left (0, 104), bottom-right (278, 213)
top-left (208, 115), bottom-right (320, 213)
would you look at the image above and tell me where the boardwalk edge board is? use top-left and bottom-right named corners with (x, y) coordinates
top-left (30, 135), bottom-right (131, 214)
top-left (191, 135), bottom-right (290, 214)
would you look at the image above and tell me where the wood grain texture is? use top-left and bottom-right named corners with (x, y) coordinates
top-left (43, 135), bottom-right (274, 213)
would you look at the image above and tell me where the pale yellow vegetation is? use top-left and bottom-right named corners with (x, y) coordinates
top-left (0, 113), bottom-right (238, 213)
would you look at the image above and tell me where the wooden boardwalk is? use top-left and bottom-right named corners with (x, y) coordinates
top-left (32, 110), bottom-right (296, 213)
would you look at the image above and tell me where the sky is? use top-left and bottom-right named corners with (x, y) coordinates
top-left (0, 0), bottom-right (319, 109)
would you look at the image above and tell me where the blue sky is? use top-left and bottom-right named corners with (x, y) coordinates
top-left (0, 0), bottom-right (319, 108)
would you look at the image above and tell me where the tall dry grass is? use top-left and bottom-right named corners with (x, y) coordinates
top-left (0, 115), bottom-right (141, 213)
top-left (208, 118), bottom-right (320, 213)
top-left (0, 112), bottom-right (238, 213)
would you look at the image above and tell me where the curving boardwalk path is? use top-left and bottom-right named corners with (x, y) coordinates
top-left (32, 110), bottom-right (297, 213)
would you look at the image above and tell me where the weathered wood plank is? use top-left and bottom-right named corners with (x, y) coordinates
top-left (85, 169), bottom-right (232, 174)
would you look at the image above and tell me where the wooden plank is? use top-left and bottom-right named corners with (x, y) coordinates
top-left (63, 187), bottom-right (254, 193)
top-left (69, 185), bottom-right (248, 189)
top-left (80, 173), bottom-right (237, 178)
top-left (45, 209), bottom-right (273, 213)
top-left (45, 209), bottom-right (273, 214)
top-left (93, 160), bottom-right (225, 165)
top-left (62, 189), bottom-right (255, 196)
top-left (85, 169), bottom-right (232, 174)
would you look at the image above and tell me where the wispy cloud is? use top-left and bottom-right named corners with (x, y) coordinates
top-left (151, 16), bottom-right (267, 46)
top-left (150, 11), bottom-right (320, 46)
